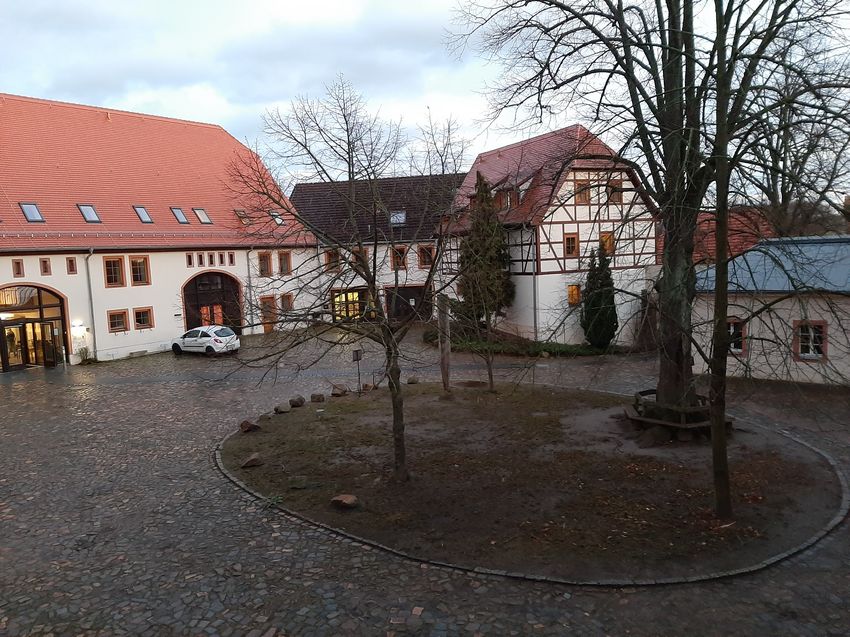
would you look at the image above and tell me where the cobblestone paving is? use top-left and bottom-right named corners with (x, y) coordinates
top-left (1, 334), bottom-right (849, 636)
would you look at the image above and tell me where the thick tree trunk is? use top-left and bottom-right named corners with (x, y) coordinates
top-left (656, 205), bottom-right (698, 408)
top-left (387, 344), bottom-right (409, 482)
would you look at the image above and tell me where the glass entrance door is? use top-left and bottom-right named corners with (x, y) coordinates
top-left (4, 325), bottom-right (25, 369)
top-left (40, 322), bottom-right (58, 367)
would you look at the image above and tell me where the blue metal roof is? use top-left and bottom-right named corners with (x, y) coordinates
top-left (695, 235), bottom-right (850, 293)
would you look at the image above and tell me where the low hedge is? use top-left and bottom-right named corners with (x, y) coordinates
top-left (422, 326), bottom-right (605, 357)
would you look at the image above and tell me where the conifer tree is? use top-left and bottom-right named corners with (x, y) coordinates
top-left (457, 172), bottom-right (515, 389)
top-left (580, 246), bottom-right (618, 349)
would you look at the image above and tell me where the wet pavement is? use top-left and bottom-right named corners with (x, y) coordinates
top-left (1, 332), bottom-right (849, 636)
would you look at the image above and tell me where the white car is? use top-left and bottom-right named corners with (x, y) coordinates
top-left (172, 325), bottom-right (240, 356)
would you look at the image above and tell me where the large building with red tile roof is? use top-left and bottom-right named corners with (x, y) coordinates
top-left (444, 126), bottom-right (657, 346)
top-left (0, 93), bottom-right (315, 370)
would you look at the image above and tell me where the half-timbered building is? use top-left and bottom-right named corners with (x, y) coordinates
top-left (445, 126), bottom-right (657, 345)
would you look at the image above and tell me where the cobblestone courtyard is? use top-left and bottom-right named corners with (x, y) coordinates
top-left (1, 335), bottom-right (849, 636)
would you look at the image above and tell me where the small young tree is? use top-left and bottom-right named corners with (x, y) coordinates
top-left (228, 77), bottom-right (466, 483)
top-left (580, 246), bottom-right (618, 349)
top-left (456, 172), bottom-right (515, 390)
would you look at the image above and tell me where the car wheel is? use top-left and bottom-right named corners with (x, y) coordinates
top-left (172, 344), bottom-right (183, 355)
top-left (205, 346), bottom-right (215, 357)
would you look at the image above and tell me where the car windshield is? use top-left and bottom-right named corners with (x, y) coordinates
top-left (214, 327), bottom-right (235, 337)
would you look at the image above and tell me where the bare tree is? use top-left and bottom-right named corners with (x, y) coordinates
top-left (228, 77), bottom-right (466, 483)
top-left (456, 0), bottom-right (850, 517)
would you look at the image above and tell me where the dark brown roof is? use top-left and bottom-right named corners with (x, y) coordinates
top-left (289, 174), bottom-right (465, 245)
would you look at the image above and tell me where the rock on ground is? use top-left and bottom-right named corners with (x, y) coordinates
top-left (239, 420), bottom-right (261, 433)
top-left (240, 452), bottom-right (264, 468)
top-left (330, 494), bottom-right (360, 509)
top-left (310, 393), bottom-right (325, 403)
top-left (289, 395), bottom-right (306, 408)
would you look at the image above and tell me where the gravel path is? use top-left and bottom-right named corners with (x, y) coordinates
top-left (1, 335), bottom-right (848, 636)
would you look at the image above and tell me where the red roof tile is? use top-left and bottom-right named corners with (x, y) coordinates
top-left (453, 125), bottom-right (621, 226)
top-left (0, 93), bottom-right (312, 253)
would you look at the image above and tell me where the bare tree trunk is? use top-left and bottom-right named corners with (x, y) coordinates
top-left (484, 314), bottom-right (495, 392)
top-left (438, 293), bottom-right (451, 392)
top-left (708, 5), bottom-right (733, 518)
top-left (656, 206), bottom-right (698, 408)
top-left (386, 342), bottom-right (409, 482)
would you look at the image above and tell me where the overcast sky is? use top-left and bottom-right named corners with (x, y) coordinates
top-left (0, 0), bottom-right (558, 167)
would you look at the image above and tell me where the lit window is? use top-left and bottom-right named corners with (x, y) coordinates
top-left (20, 203), bottom-right (44, 222)
top-left (600, 231), bottom-right (615, 255)
top-left (574, 181), bottom-right (591, 205)
top-left (568, 284), bottom-right (581, 306)
top-left (107, 309), bottom-right (129, 333)
top-left (78, 204), bottom-right (101, 223)
top-left (563, 233), bottom-right (579, 258)
top-left (134, 206), bottom-right (153, 223)
top-left (796, 322), bottom-right (826, 360)
top-left (258, 252), bottom-right (272, 277)
top-left (171, 207), bottom-right (189, 224)
top-left (279, 251), bottom-right (292, 275)
top-left (12, 259), bottom-right (24, 277)
top-left (391, 246), bottom-right (408, 271)
top-left (390, 210), bottom-right (406, 226)
top-left (66, 257), bottom-right (78, 275)
top-left (418, 245), bottom-right (435, 269)
top-left (103, 257), bottom-right (125, 287)
top-left (281, 293), bottom-right (294, 312)
top-left (727, 319), bottom-right (745, 354)
top-left (130, 256), bottom-right (151, 286)
top-left (39, 258), bottom-right (52, 276)
top-left (133, 307), bottom-right (154, 330)
top-left (193, 208), bottom-right (212, 224)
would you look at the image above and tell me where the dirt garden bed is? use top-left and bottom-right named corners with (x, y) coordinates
top-left (221, 383), bottom-right (842, 582)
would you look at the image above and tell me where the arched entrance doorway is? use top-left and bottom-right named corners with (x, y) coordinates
top-left (182, 272), bottom-right (243, 334)
top-left (0, 285), bottom-right (69, 372)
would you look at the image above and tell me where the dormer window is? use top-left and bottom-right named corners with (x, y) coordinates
top-left (193, 208), bottom-right (212, 224)
top-left (171, 207), bottom-right (189, 224)
top-left (134, 206), bottom-right (153, 223)
top-left (390, 210), bottom-right (406, 226)
top-left (20, 203), bottom-right (44, 222)
top-left (78, 204), bottom-right (101, 223)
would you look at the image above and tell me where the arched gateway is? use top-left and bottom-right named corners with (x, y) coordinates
top-left (0, 285), bottom-right (69, 372)
top-left (182, 272), bottom-right (243, 334)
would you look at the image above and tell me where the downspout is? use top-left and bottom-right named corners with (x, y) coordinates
top-left (246, 247), bottom-right (255, 332)
top-left (84, 248), bottom-right (98, 358)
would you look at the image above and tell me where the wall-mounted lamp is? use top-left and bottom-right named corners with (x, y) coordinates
top-left (71, 320), bottom-right (87, 339)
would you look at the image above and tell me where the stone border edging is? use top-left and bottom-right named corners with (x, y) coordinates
top-left (213, 384), bottom-right (850, 588)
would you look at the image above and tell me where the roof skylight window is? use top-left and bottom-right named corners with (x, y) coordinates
top-left (78, 204), bottom-right (101, 223)
top-left (235, 209), bottom-right (251, 225)
top-left (171, 207), bottom-right (189, 224)
top-left (390, 210), bottom-right (406, 226)
top-left (20, 202), bottom-right (44, 222)
top-left (270, 210), bottom-right (285, 226)
top-left (134, 206), bottom-right (153, 223)
top-left (193, 208), bottom-right (213, 224)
